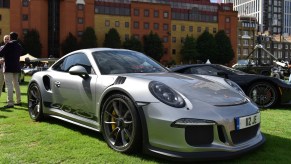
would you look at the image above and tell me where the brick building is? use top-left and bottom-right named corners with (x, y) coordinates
top-left (0, 0), bottom-right (238, 64)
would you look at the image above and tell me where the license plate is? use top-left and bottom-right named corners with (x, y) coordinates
top-left (235, 113), bottom-right (260, 130)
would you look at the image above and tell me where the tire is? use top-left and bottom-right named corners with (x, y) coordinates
top-left (28, 83), bottom-right (44, 121)
top-left (247, 82), bottom-right (278, 108)
top-left (101, 93), bottom-right (141, 153)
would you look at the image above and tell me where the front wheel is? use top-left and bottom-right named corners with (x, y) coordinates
top-left (27, 83), bottom-right (44, 121)
top-left (101, 94), bottom-right (141, 153)
top-left (247, 82), bottom-right (278, 108)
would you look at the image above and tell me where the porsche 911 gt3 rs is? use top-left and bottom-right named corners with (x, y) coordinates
top-left (27, 48), bottom-right (265, 161)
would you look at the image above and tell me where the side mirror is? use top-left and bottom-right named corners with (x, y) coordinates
top-left (217, 71), bottom-right (228, 79)
top-left (69, 65), bottom-right (89, 79)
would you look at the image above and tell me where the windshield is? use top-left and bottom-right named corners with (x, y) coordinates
top-left (219, 65), bottom-right (248, 75)
top-left (92, 50), bottom-right (167, 74)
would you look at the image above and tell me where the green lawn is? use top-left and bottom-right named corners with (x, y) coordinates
top-left (0, 77), bottom-right (291, 163)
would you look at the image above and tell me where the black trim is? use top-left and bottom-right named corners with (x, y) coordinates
top-left (143, 134), bottom-right (266, 162)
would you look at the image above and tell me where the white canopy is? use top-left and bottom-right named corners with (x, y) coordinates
top-left (20, 54), bottom-right (37, 62)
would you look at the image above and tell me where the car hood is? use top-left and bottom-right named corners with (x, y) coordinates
top-left (126, 73), bottom-right (247, 106)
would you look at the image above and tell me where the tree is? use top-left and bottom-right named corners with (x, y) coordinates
top-left (61, 32), bottom-right (79, 55)
top-left (79, 27), bottom-right (98, 49)
top-left (180, 35), bottom-right (198, 63)
top-left (196, 30), bottom-right (217, 63)
top-left (103, 28), bottom-right (121, 48)
top-left (122, 36), bottom-right (143, 52)
top-left (143, 31), bottom-right (163, 61)
top-left (22, 29), bottom-right (42, 58)
top-left (214, 30), bottom-right (235, 65)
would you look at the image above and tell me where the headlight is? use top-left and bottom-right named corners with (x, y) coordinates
top-left (224, 79), bottom-right (245, 95)
top-left (149, 81), bottom-right (185, 108)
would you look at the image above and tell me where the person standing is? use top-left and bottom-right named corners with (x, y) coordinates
top-left (0, 32), bottom-right (22, 108)
top-left (0, 35), bottom-right (10, 96)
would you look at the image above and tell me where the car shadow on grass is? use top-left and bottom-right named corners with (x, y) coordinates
top-left (38, 116), bottom-right (291, 164)
top-left (41, 117), bottom-right (168, 163)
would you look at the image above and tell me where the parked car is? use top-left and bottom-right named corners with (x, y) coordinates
top-left (28, 48), bottom-right (265, 161)
top-left (232, 59), bottom-right (273, 76)
top-left (171, 64), bottom-right (291, 108)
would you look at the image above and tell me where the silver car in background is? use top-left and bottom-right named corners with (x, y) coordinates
top-left (27, 48), bottom-right (265, 161)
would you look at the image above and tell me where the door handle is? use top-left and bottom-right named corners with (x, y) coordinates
top-left (55, 81), bottom-right (61, 88)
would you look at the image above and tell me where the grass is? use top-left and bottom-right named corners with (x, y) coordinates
top-left (0, 76), bottom-right (291, 163)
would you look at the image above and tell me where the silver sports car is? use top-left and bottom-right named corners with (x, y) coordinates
top-left (28, 48), bottom-right (265, 161)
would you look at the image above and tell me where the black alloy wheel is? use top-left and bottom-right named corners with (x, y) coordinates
top-left (101, 94), bottom-right (141, 153)
top-left (248, 82), bottom-right (278, 108)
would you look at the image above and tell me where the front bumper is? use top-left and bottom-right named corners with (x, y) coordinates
top-left (138, 101), bottom-right (265, 161)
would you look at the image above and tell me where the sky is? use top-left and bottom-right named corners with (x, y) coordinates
top-left (210, 0), bottom-right (218, 3)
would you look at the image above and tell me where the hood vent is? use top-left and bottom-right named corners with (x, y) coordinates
top-left (114, 76), bottom-right (126, 85)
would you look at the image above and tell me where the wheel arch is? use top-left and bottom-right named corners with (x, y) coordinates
top-left (99, 88), bottom-right (146, 153)
top-left (246, 79), bottom-right (281, 108)
top-left (246, 79), bottom-right (281, 96)
top-left (99, 89), bottom-right (145, 133)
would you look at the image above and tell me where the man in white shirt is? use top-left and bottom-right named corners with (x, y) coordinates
top-left (0, 35), bottom-right (9, 97)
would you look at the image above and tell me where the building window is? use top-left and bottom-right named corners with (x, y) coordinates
top-left (274, 43), bottom-right (277, 48)
top-left (181, 25), bottom-right (185, 32)
top-left (286, 45), bottom-right (289, 49)
top-left (154, 23), bottom-right (159, 30)
top-left (225, 17), bottom-right (230, 23)
top-left (197, 27), bottom-right (201, 32)
top-left (172, 25), bottom-right (176, 31)
top-left (0, 14), bottom-right (2, 21)
top-left (78, 18), bottom-right (84, 24)
top-left (105, 20), bottom-right (110, 27)
top-left (115, 21), bottom-right (120, 27)
top-left (134, 35), bottom-right (140, 40)
top-left (23, 29), bottom-right (29, 35)
top-left (205, 27), bottom-right (209, 32)
top-left (172, 37), bottom-right (176, 43)
top-left (144, 9), bottom-right (149, 17)
top-left (243, 49), bottom-right (248, 55)
top-left (181, 37), bottom-right (185, 43)
top-left (144, 22), bottom-right (149, 29)
top-left (125, 34), bottom-right (129, 40)
top-left (134, 21), bottom-right (139, 29)
top-left (189, 26), bottom-right (193, 32)
top-left (163, 11), bottom-right (169, 18)
top-left (22, 0), bottom-right (29, 7)
top-left (22, 14), bottom-right (28, 21)
top-left (172, 49), bottom-right (176, 55)
top-left (163, 24), bottom-right (168, 31)
top-left (213, 28), bottom-right (217, 33)
top-left (154, 10), bottom-right (159, 17)
top-left (163, 36), bottom-right (168, 43)
top-left (164, 48), bottom-right (168, 54)
top-left (77, 4), bottom-right (84, 10)
top-left (0, 29), bottom-right (2, 35)
top-left (77, 31), bottom-right (83, 37)
top-left (125, 22), bottom-right (129, 28)
top-left (134, 9), bottom-right (139, 16)
top-left (243, 39), bottom-right (249, 46)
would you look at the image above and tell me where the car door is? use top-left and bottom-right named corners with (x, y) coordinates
top-left (50, 52), bottom-right (97, 121)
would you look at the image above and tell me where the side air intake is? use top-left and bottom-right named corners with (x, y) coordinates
top-left (114, 76), bottom-right (126, 84)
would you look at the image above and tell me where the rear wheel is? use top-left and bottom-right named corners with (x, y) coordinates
top-left (247, 82), bottom-right (278, 108)
top-left (28, 83), bottom-right (44, 121)
top-left (101, 94), bottom-right (141, 153)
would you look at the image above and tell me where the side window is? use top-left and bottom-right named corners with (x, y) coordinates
top-left (194, 66), bottom-right (219, 76)
top-left (52, 53), bottom-right (93, 74)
